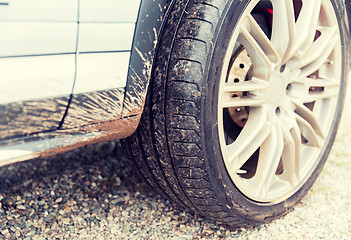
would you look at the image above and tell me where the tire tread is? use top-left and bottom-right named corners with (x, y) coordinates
top-left (124, 0), bottom-right (252, 226)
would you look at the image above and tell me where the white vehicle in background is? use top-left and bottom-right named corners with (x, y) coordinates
top-left (1, 0), bottom-right (350, 226)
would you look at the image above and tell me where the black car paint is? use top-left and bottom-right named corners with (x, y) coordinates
top-left (122, 0), bottom-right (172, 117)
top-left (346, 0), bottom-right (351, 33)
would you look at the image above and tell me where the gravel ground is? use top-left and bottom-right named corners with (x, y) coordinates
top-left (1, 92), bottom-right (351, 239)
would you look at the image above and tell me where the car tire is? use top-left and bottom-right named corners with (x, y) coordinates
top-left (123, 0), bottom-right (350, 226)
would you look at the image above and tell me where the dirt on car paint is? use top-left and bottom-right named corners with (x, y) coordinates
top-left (0, 97), bottom-right (69, 140)
top-left (39, 114), bottom-right (140, 158)
top-left (61, 89), bottom-right (125, 129)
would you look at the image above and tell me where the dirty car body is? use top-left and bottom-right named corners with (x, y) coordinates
top-left (0, 0), bottom-right (172, 165)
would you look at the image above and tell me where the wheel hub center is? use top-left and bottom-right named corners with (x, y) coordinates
top-left (265, 74), bottom-right (287, 106)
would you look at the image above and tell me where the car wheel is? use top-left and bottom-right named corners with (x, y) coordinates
top-left (124, 0), bottom-right (349, 226)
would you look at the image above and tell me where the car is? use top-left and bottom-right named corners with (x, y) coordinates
top-left (1, 0), bottom-right (350, 227)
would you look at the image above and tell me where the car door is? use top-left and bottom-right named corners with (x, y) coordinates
top-left (62, 0), bottom-right (141, 128)
top-left (0, 0), bottom-right (78, 140)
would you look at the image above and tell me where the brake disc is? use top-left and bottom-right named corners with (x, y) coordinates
top-left (227, 48), bottom-right (252, 128)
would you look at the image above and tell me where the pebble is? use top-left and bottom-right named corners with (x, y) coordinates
top-left (82, 207), bottom-right (90, 213)
top-left (111, 226), bottom-right (119, 234)
top-left (16, 205), bottom-right (26, 210)
top-left (62, 218), bottom-right (71, 225)
top-left (33, 237), bottom-right (46, 240)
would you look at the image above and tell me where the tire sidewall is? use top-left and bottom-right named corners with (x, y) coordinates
top-left (202, 0), bottom-right (349, 222)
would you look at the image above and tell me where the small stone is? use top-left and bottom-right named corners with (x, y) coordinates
top-left (79, 230), bottom-right (88, 237)
top-left (111, 226), bottom-right (119, 234)
top-left (51, 222), bottom-right (58, 230)
top-left (202, 229), bottom-right (213, 236)
top-left (64, 206), bottom-right (71, 213)
top-left (44, 215), bottom-right (54, 223)
top-left (82, 207), bottom-right (90, 213)
top-left (55, 198), bottom-right (63, 203)
top-left (62, 218), bottom-right (70, 224)
top-left (33, 236), bottom-right (46, 240)
top-left (29, 209), bottom-right (35, 216)
top-left (1, 229), bottom-right (9, 235)
top-left (96, 235), bottom-right (104, 240)
top-left (17, 205), bottom-right (26, 210)
top-left (26, 230), bottom-right (35, 236)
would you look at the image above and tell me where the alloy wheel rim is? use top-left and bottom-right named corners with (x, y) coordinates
top-left (218, 0), bottom-right (342, 202)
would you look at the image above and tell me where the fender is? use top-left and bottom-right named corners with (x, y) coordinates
top-left (344, 0), bottom-right (351, 67)
top-left (122, 0), bottom-right (173, 117)
top-left (346, 0), bottom-right (351, 32)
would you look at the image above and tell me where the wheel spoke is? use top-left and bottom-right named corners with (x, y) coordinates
top-left (222, 78), bottom-right (268, 93)
top-left (292, 0), bottom-right (322, 55)
top-left (280, 117), bottom-right (301, 186)
top-left (290, 75), bottom-right (340, 103)
top-left (226, 106), bottom-right (271, 172)
top-left (291, 76), bottom-right (340, 102)
top-left (270, 0), bottom-right (295, 59)
top-left (296, 115), bottom-right (321, 147)
top-left (297, 26), bottom-right (338, 73)
top-left (247, 14), bottom-right (279, 63)
top-left (292, 102), bottom-right (323, 148)
top-left (221, 95), bottom-right (266, 108)
top-left (254, 123), bottom-right (284, 199)
top-left (239, 27), bottom-right (273, 79)
top-left (293, 100), bottom-right (324, 138)
top-left (293, 76), bottom-right (339, 89)
top-left (305, 88), bottom-right (339, 103)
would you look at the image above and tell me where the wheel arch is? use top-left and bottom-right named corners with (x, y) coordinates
top-left (342, 0), bottom-right (351, 66)
top-left (122, 0), bottom-right (174, 117)
top-left (346, 0), bottom-right (351, 30)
